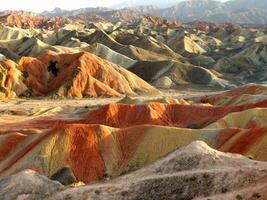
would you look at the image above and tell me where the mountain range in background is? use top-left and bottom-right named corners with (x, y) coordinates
top-left (157, 0), bottom-right (267, 24)
top-left (0, 0), bottom-right (266, 25)
top-left (38, 0), bottom-right (267, 25)
top-left (111, 0), bottom-right (185, 9)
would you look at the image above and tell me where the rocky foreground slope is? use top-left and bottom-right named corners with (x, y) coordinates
top-left (1, 141), bottom-right (267, 200)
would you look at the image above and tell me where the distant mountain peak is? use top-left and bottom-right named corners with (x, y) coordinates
top-left (111, 0), bottom-right (185, 9)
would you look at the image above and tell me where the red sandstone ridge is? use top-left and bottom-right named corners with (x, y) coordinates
top-left (18, 52), bottom-right (159, 98)
top-left (84, 100), bottom-right (267, 128)
top-left (0, 11), bottom-right (45, 29)
top-left (0, 11), bottom-right (81, 29)
top-left (2, 121), bottom-right (267, 184)
top-left (0, 10), bottom-right (142, 29)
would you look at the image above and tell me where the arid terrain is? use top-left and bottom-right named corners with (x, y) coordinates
top-left (0, 2), bottom-right (267, 199)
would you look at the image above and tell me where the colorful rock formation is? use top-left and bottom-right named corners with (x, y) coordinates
top-left (1, 141), bottom-right (267, 200)
top-left (17, 52), bottom-right (158, 98)
top-left (1, 84), bottom-right (267, 186)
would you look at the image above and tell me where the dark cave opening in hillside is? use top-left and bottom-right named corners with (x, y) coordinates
top-left (48, 60), bottom-right (59, 77)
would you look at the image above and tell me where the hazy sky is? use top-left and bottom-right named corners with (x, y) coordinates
top-left (0, 0), bottom-right (228, 12)
top-left (0, 0), bottom-right (126, 12)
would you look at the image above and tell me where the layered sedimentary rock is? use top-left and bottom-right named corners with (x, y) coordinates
top-left (17, 52), bottom-right (158, 98)
top-left (129, 60), bottom-right (230, 89)
top-left (1, 141), bottom-right (267, 200)
top-left (0, 11), bottom-right (81, 29)
top-left (202, 84), bottom-right (267, 105)
top-left (0, 15), bottom-right (266, 92)
top-left (0, 11), bottom-right (266, 200)
top-left (2, 122), bottom-right (267, 184)
top-left (1, 84), bottom-right (267, 183)
top-left (0, 59), bottom-right (27, 98)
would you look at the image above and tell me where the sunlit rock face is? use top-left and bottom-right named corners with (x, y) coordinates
top-left (0, 6), bottom-right (267, 200)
